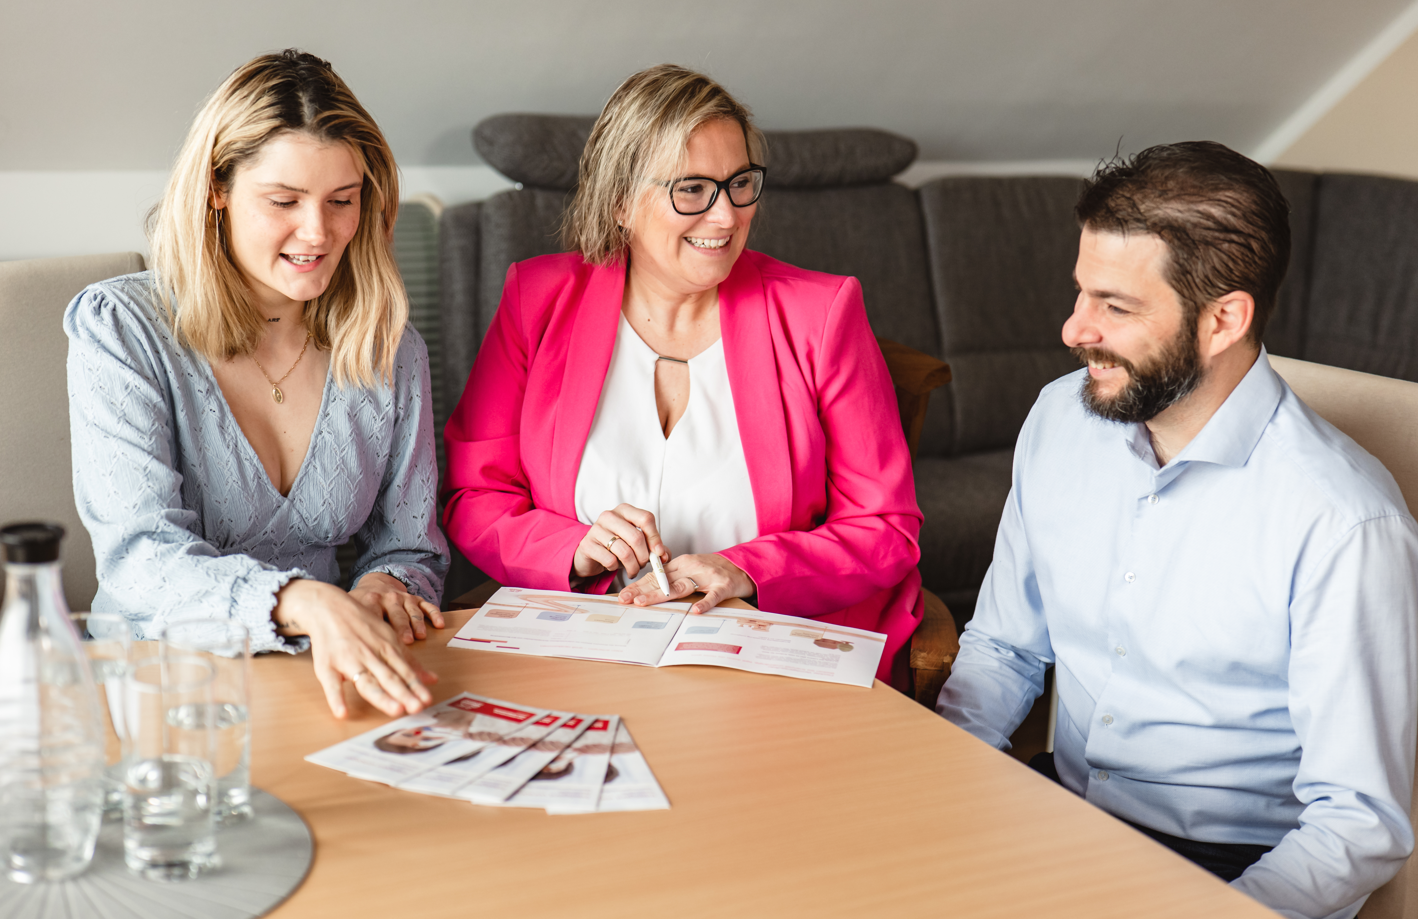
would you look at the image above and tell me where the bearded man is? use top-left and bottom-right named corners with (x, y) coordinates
top-left (938, 141), bottom-right (1418, 919)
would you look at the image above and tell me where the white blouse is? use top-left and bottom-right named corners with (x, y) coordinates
top-left (574, 314), bottom-right (759, 590)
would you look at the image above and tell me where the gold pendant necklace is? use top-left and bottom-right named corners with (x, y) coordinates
top-left (250, 332), bottom-right (312, 404)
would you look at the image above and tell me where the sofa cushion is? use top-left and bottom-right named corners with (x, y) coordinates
top-left (761, 129), bottom-right (918, 188)
top-left (1263, 169), bottom-right (1319, 360)
top-left (1304, 173), bottom-right (1418, 382)
top-left (918, 176), bottom-right (1082, 455)
top-left (748, 184), bottom-right (938, 349)
top-left (474, 114), bottom-right (594, 191)
top-left (439, 201), bottom-right (481, 414)
top-left (440, 189), bottom-right (568, 398)
top-left (474, 114), bottom-right (918, 190)
top-left (913, 449), bottom-right (1015, 627)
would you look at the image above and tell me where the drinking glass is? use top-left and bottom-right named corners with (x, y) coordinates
top-left (122, 654), bottom-right (218, 880)
top-left (71, 611), bottom-right (131, 818)
top-left (160, 619), bottom-right (252, 824)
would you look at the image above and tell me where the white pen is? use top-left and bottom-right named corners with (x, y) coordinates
top-left (649, 551), bottom-right (671, 598)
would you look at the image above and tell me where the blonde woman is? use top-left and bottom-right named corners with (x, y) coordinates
top-left (65, 50), bottom-right (448, 718)
top-left (444, 65), bottom-right (923, 687)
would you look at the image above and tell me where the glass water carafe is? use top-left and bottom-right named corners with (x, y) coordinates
top-left (0, 522), bottom-right (106, 882)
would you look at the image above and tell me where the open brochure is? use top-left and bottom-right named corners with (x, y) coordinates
top-left (448, 587), bottom-right (884, 688)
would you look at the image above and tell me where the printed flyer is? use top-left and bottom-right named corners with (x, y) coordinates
top-left (303, 693), bottom-right (549, 785)
top-left (597, 722), bottom-right (670, 812)
top-left (504, 715), bottom-right (619, 814)
top-left (305, 701), bottom-right (668, 814)
top-left (461, 714), bottom-right (592, 805)
top-left (397, 710), bottom-right (572, 797)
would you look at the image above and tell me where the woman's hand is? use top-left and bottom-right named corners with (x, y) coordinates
top-left (618, 552), bottom-right (755, 615)
top-left (571, 504), bottom-right (668, 581)
top-left (350, 572), bottom-right (446, 644)
top-left (273, 579), bottom-right (437, 719)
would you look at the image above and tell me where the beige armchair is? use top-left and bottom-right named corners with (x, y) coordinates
top-left (0, 253), bottom-right (145, 609)
top-left (1269, 355), bottom-right (1418, 919)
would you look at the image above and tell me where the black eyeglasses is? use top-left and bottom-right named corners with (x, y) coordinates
top-left (664, 165), bottom-right (767, 215)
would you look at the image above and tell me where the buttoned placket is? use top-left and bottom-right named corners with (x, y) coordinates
top-left (1084, 428), bottom-right (1181, 802)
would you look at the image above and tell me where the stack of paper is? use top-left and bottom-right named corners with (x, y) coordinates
top-left (305, 692), bottom-right (669, 813)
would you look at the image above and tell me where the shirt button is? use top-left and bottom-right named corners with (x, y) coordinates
top-left (1115, 646), bottom-right (1126, 657)
top-left (1102, 714), bottom-right (1114, 725)
top-left (1097, 770), bottom-right (1110, 781)
top-left (1124, 572), bottom-right (1136, 583)
top-left (1148, 494), bottom-right (1159, 505)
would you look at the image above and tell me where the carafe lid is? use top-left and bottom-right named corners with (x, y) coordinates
top-left (0, 522), bottom-right (65, 564)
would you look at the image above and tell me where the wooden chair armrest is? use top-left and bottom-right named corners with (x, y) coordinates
top-left (910, 589), bottom-right (959, 708)
top-left (877, 338), bottom-right (952, 460)
top-left (877, 338), bottom-right (951, 396)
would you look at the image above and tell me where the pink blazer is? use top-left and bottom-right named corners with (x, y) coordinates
top-left (443, 250), bottom-right (924, 685)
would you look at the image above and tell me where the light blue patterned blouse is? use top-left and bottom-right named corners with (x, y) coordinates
top-left (64, 272), bottom-right (448, 654)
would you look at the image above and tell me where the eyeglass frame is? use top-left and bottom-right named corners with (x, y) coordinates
top-left (660, 164), bottom-right (768, 216)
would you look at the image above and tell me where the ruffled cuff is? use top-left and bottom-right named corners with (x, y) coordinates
top-left (230, 566), bottom-right (314, 655)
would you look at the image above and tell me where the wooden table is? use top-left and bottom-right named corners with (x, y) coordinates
top-left (250, 609), bottom-right (1275, 918)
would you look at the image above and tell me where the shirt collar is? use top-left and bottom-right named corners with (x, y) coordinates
top-left (1115, 347), bottom-right (1282, 484)
top-left (1170, 347), bottom-right (1281, 469)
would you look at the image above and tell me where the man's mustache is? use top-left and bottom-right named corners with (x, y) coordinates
top-left (1070, 346), bottom-right (1136, 374)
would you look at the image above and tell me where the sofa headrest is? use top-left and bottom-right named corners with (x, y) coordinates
top-left (473, 113), bottom-right (918, 190)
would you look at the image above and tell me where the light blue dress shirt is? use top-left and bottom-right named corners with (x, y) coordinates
top-left (65, 272), bottom-right (449, 654)
top-left (939, 351), bottom-right (1418, 919)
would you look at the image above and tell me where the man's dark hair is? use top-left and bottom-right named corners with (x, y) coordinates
top-left (1075, 141), bottom-right (1291, 344)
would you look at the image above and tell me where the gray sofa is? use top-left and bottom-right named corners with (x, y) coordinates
top-left (436, 114), bottom-right (1418, 627)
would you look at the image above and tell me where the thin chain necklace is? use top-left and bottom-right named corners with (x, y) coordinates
top-left (250, 331), bottom-right (312, 404)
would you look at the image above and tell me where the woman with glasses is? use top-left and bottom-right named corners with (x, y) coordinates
top-left (444, 64), bottom-right (923, 687)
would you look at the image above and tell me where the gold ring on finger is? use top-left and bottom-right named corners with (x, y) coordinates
top-left (605, 535), bottom-right (621, 550)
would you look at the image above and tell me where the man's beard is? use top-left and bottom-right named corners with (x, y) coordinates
top-left (1072, 323), bottom-right (1204, 424)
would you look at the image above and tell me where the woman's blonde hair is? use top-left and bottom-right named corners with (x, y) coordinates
top-left (562, 64), bottom-right (764, 265)
top-left (148, 49), bottom-right (405, 387)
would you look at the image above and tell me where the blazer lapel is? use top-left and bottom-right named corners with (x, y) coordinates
top-left (721, 253), bottom-right (793, 536)
top-left (548, 261), bottom-right (624, 514)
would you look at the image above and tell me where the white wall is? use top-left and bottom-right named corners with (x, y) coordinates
top-left (1273, 9), bottom-right (1418, 178)
top-left (4, 0), bottom-right (1416, 260)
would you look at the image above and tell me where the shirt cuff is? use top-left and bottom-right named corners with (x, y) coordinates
top-left (231, 566), bottom-right (314, 655)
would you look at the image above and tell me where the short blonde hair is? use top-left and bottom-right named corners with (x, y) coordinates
top-left (562, 64), bottom-right (764, 265)
top-left (148, 50), bottom-right (406, 388)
